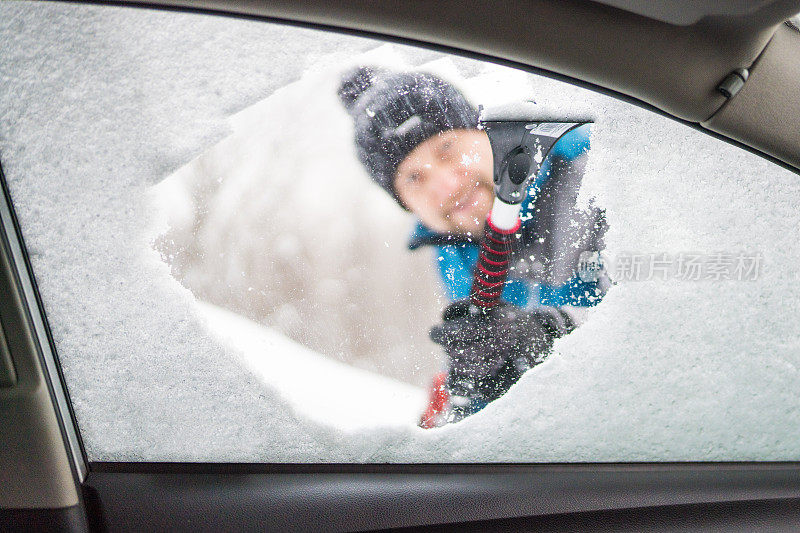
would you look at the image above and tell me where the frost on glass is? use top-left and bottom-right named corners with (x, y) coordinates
top-left (2, 1), bottom-right (800, 462)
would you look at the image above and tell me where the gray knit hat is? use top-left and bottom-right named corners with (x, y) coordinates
top-left (338, 67), bottom-right (479, 206)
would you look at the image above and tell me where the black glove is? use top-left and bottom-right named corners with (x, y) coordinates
top-left (430, 300), bottom-right (574, 412)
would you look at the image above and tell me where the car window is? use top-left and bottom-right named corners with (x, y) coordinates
top-left (2, 1), bottom-right (799, 463)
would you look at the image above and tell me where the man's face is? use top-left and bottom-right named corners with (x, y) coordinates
top-left (394, 128), bottom-right (494, 236)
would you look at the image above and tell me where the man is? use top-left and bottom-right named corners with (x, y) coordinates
top-left (338, 67), bottom-right (608, 425)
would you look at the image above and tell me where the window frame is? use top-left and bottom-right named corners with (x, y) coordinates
top-left (3, 1), bottom-right (800, 529)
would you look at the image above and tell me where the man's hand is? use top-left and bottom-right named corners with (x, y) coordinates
top-left (429, 300), bottom-right (574, 417)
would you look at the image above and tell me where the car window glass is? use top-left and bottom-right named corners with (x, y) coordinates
top-left (2, 2), bottom-right (799, 462)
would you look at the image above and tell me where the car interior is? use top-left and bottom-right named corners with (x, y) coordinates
top-left (2, 0), bottom-right (800, 530)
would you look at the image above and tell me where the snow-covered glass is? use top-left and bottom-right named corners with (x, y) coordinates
top-left (2, 1), bottom-right (800, 462)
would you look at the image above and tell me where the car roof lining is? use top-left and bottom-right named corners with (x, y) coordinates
top-left (703, 24), bottom-right (800, 169)
top-left (593, 0), bottom-right (793, 25)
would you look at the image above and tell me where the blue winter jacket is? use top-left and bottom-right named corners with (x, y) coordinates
top-left (407, 124), bottom-right (607, 310)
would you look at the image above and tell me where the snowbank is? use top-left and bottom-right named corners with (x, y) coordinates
top-left (197, 302), bottom-right (427, 431)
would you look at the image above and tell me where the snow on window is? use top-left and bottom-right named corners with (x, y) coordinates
top-left (2, 1), bottom-right (800, 462)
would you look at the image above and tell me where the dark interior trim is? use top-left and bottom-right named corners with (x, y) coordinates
top-left (89, 460), bottom-right (800, 475)
top-left (84, 464), bottom-right (800, 531)
top-left (0, 505), bottom-right (88, 533)
top-left (401, 497), bottom-right (800, 532)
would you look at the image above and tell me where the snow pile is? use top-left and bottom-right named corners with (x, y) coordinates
top-left (2, 1), bottom-right (800, 462)
top-left (197, 302), bottom-right (427, 431)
